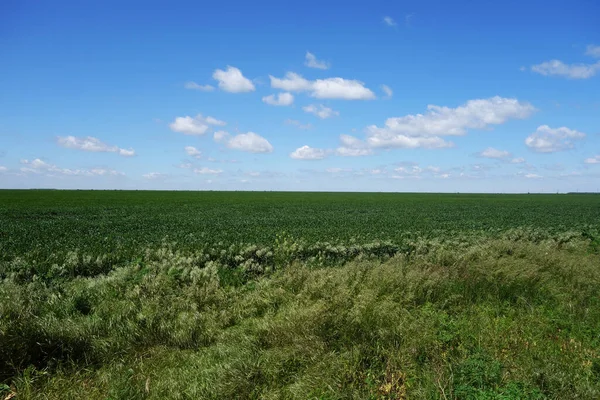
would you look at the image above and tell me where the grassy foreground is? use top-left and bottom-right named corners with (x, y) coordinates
top-left (2, 232), bottom-right (600, 399)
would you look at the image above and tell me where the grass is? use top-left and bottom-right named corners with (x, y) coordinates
top-left (1, 191), bottom-right (600, 398)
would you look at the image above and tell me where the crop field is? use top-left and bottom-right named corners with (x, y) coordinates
top-left (1, 190), bottom-right (600, 399)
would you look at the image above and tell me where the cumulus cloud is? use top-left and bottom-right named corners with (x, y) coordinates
top-left (204, 116), bottom-right (226, 126)
top-left (303, 104), bottom-right (339, 119)
top-left (305, 52), bottom-right (330, 70)
top-left (284, 119), bottom-right (313, 130)
top-left (170, 114), bottom-right (226, 135)
top-left (365, 96), bottom-right (535, 149)
top-left (262, 92), bottom-right (294, 106)
top-left (212, 66), bottom-right (255, 93)
top-left (478, 147), bottom-right (512, 159)
top-left (381, 85), bottom-right (393, 98)
top-left (335, 134), bottom-right (373, 156)
top-left (143, 172), bottom-right (168, 180)
top-left (585, 45), bottom-right (600, 58)
top-left (391, 165), bottom-right (447, 180)
top-left (584, 155), bottom-right (600, 164)
top-left (194, 167), bottom-right (223, 174)
top-left (20, 158), bottom-right (123, 177)
top-left (290, 145), bottom-right (328, 160)
top-left (185, 146), bottom-right (202, 159)
top-left (214, 131), bottom-right (273, 153)
top-left (57, 136), bottom-right (135, 157)
top-left (510, 157), bottom-right (526, 164)
top-left (525, 125), bottom-right (586, 153)
top-left (0, 166), bottom-right (7, 172)
top-left (269, 72), bottom-right (375, 100)
top-left (531, 59), bottom-right (600, 79)
top-left (184, 81), bottom-right (215, 91)
top-left (525, 173), bottom-right (543, 179)
top-left (383, 16), bottom-right (396, 26)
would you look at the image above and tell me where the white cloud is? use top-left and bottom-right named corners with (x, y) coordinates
top-left (290, 145), bottom-right (328, 160)
top-left (365, 96), bottom-right (535, 149)
top-left (510, 157), bottom-right (526, 164)
top-left (262, 92), bottom-right (294, 106)
top-left (479, 147), bottom-right (511, 159)
top-left (185, 146), bottom-right (202, 159)
top-left (184, 81), bottom-right (215, 91)
top-left (212, 66), bottom-right (255, 93)
top-left (213, 130), bottom-right (230, 143)
top-left (143, 172), bottom-right (167, 180)
top-left (305, 52), bottom-right (330, 70)
top-left (216, 132), bottom-right (274, 153)
top-left (303, 104), bottom-right (339, 119)
top-left (525, 125), bottom-right (586, 153)
top-left (284, 119), bottom-right (313, 130)
top-left (20, 158), bottom-right (123, 177)
top-left (584, 155), bottom-right (600, 164)
top-left (270, 72), bottom-right (375, 100)
top-left (381, 85), bottom-right (393, 98)
top-left (335, 134), bottom-right (373, 156)
top-left (170, 114), bottom-right (226, 135)
top-left (204, 116), bottom-right (226, 126)
top-left (57, 136), bottom-right (135, 157)
top-left (0, 166), bottom-right (7, 172)
top-left (270, 72), bottom-right (312, 91)
top-left (383, 16), bottom-right (396, 26)
top-left (525, 173), bottom-right (543, 179)
top-left (194, 167), bottom-right (223, 174)
top-left (585, 44), bottom-right (600, 58)
top-left (335, 147), bottom-right (373, 156)
top-left (531, 60), bottom-right (600, 79)
top-left (311, 78), bottom-right (376, 100)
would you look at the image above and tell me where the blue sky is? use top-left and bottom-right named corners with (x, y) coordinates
top-left (1, 0), bottom-right (599, 192)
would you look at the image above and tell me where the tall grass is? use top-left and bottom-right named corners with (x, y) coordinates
top-left (1, 231), bottom-right (600, 399)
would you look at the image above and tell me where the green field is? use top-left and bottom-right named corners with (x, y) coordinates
top-left (1, 191), bottom-right (600, 399)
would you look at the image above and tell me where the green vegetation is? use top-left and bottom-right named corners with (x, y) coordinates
top-left (1, 190), bottom-right (599, 399)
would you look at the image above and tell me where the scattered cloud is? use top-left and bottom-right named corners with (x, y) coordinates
top-left (525, 125), bottom-right (586, 153)
top-left (284, 119), bottom-right (313, 130)
top-left (0, 166), bottom-right (7, 172)
top-left (143, 172), bottom-right (168, 180)
top-left (584, 155), bottom-right (600, 164)
top-left (184, 81), bottom-right (215, 91)
top-left (335, 134), bottom-right (373, 156)
top-left (381, 85), bottom-right (393, 99)
top-left (204, 116), bottom-right (226, 126)
top-left (391, 165), bottom-right (447, 180)
top-left (365, 96), bottom-right (535, 149)
top-left (194, 167), bottom-right (223, 175)
top-left (335, 147), bottom-right (373, 157)
top-left (170, 114), bottom-right (226, 135)
top-left (524, 173), bottom-right (543, 179)
top-left (215, 131), bottom-right (274, 153)
top-left (383, 16), bottom-right (396, 26)
top-left (270, 72), bottom-right (376, 100)
top-left (57, 136), bottom-right (135, 157)
top-left (184, 146), bottom-right (202, 159)
top-left (478, 147), bottom-right (512, 159)
top-left (531, 59), bottom-right (600, 79)
top-left (290, 145), bottom-right (328, 160)
top-left (585, 44), bottom-right (600, 58)
top-left (405, 13), bottom-right (415, 27)
top-left (262, 92), bottom-right (294, 106)
top-left (510, 157), bottom-right (526, 164)
top-left (305, 52), bottom-right (330, 70)
top-left (212, 66), bottom-right (255, 93)
top-left (303, 104), bottom-right (339, 119)
top-left (20, 158), bottom-right (123, 177)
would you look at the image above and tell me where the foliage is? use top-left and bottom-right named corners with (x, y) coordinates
top-left (1, 191), bottom-right (600, 398)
